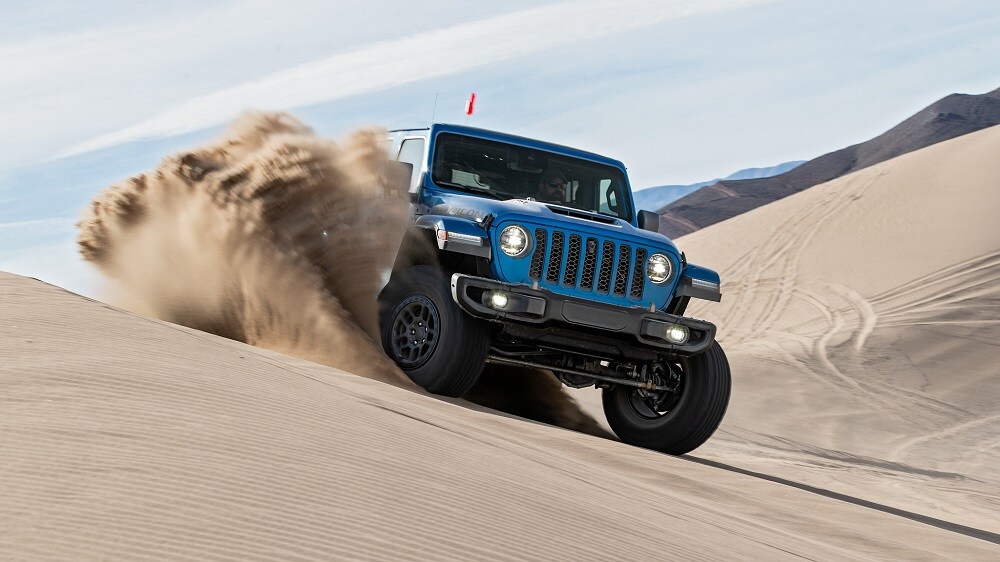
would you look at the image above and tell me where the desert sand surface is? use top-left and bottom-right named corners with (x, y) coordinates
top-left (4, 115), bottom-right (1000, 559)
top-left (575, 123), bottom-right (1000, 536)
top-left (3, 271), bottom-right (1000, 560)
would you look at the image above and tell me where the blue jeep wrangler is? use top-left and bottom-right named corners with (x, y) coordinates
top-left (380, 124), bottom-right (730, 454)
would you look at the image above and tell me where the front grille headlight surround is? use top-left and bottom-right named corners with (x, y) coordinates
top-left (499, 225), bottom-right (531, 257)
top-left (646, 253), bottom-right (673, 284)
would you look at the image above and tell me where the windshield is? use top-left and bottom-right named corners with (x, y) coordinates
top-left (431, 133), bottom-right (632, 220)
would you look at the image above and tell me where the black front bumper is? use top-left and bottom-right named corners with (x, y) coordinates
top-left (450, 274), bottom-right (716, 355)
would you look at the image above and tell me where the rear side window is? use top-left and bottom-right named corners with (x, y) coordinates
top-left (396, 138), bottom-right (425, 191)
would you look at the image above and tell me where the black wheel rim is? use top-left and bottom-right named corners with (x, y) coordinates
top-left (389, 295), bottom-right (441, 369)
top-left (626, 362), bottom-right (686, 421)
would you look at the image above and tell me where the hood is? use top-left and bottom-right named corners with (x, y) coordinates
top-left (422, 188), bottom-right (679, 256)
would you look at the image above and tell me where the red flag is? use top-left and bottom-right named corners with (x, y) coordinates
top-left (465, 92), bottom-right (476, 116)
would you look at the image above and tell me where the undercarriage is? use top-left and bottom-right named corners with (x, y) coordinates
top-left (487, 325), bottom-right (686, 410)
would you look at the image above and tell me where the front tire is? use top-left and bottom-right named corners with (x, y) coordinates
top-left (379, 265), bottom-right (491, 396)
top-left (602, 342), bottom-right (731, 455)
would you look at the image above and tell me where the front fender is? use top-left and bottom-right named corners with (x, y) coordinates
top-left (414, 214), bottom-right (492, 259)
top-left (675, 263), bottom-right (722, 302)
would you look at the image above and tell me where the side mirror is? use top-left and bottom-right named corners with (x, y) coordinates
top-left (387, 161), bottom-right (419, 203)
top-left (637, 210), bottom-right (659, 233)
top-left (387, 161), bottom-right (413, 191)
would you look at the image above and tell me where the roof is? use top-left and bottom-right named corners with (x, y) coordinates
top-left (389, 123), bottom-right (626, 169)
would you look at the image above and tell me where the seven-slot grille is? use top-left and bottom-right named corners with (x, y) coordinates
top-left (527, 227), bottom-right (653, 301)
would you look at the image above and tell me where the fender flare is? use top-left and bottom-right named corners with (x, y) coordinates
top-left (675, 263), bottom-right (721, 302)
top-left (413, 214), bottom-right (492, 259)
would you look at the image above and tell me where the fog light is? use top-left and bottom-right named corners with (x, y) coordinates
top-left (488, 291), bottom-right (509, 309)
top-left (664, 324), bottom-right (689, 344)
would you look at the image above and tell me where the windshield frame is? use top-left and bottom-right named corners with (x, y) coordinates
top-left (429, 130), bottom-right (634, 222)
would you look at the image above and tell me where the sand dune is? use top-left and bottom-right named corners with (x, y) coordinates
top-left (4, 118), bottom-right (1000, 559)
top-left (3, 271), bottom-right (998, 559)
top-left (644, 123), bottom-right (1000, 533)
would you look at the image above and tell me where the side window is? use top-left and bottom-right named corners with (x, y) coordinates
top-left (598, 179), bottom-right (614, 214)
top-left (396, 138), bottom-right (425, 192)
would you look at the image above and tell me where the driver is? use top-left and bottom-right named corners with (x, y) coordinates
top-left (538, 170), bottom-right (568, 203)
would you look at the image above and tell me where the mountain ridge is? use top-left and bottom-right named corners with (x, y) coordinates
top-left (632, 160), bottom-right (804, 213)
top-left (658, 86), bottom-right (1000, 238)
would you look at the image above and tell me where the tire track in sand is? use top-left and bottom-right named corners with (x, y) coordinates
top-left (890, 414), bottom-right (1000, 463)
top-left (791, 281), bottom-right (970, 422)
top-left (717, 170), bottom-right (879, 345)
top-left (711, 167), bottom-right (978, 421)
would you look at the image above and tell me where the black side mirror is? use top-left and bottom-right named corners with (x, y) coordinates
top-left (388, 161), bottom-right (413, 190)
top-left (387, 161), bottom-right (418, 203)
top-left (637, 210), bottom-right (659, 233)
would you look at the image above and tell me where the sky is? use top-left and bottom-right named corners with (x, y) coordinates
top-left (1, 0), bottom-right (999, 294)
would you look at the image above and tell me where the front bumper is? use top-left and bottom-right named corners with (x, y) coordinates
top-left (451, 274), bottom-right (716, 355)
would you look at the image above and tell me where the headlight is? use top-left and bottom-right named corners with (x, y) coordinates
top-left (646, 253), bottom-right (672, 284)
top-left (499, 225), bottom-right (530, 257)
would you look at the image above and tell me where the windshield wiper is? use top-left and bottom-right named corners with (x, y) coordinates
top-left (434, 181), bottom-right (511, 200)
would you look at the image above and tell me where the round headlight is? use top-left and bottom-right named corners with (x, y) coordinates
top-left (646, 253), bottom-right (672, 284)
top-left (499, 225), bottom-right (530, 257)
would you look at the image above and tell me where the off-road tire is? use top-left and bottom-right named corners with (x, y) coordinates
top-left (379, 265), bottom-right (491, 396)
top-left (603, 341), bottom-right (731, 455)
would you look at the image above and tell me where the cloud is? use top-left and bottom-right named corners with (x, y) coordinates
top-left (0, 0), bottom-right (543, 172)
top-left (63, 0), bottom-right (769, 156)
top-left (0, 217), bottom-right (76, 241)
